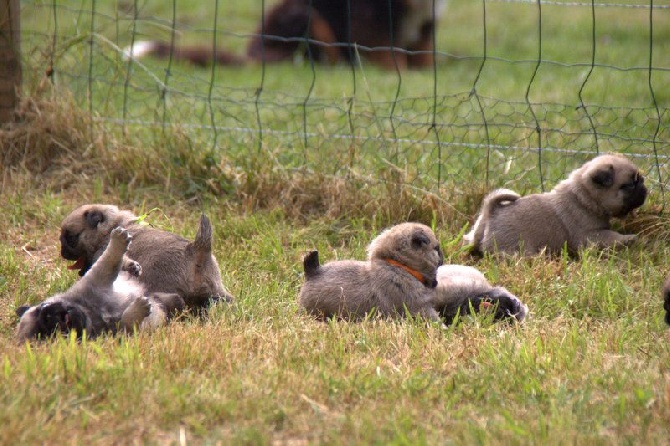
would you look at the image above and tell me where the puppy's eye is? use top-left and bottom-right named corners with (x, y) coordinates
top-left (411, 233), bottom-right (431, 248)
top-left (621, 174), bottom-right (643, 191)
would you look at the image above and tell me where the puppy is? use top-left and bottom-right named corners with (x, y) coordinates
top-left (464, 153), bottom-right (647, 256)
top-left (663, 276), bottom-right (670, 326)
top-left (434, 265), bottom-right (528, 325)
top-left (16, 227), bottom-right (184, 343)
top-left (60, 205), bottom-right (234, 310)
top-left (299, 222), bottom-right (444, 322)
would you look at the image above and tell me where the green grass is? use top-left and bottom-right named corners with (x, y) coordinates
top-left (18, 0), bottom-right (670, 192)
top-left (2, 0), bottom-right (670, 444)
top-left (1, 187), bottom-right (669, 444)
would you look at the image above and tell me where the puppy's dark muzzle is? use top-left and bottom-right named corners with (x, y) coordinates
top-left (427, 250), bottom-right (444, 288)
top-left (621, 184), bottom-right (647, 216)
top-left (60, 243), bottom-right (79, 261)
top-left (60, 233), bottom-right (80, 260)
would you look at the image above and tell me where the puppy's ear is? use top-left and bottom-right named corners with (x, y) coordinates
top-left (84, 210), bottom-right (105, 228)
top-left (16, 305), bottom-right (31, 318)
top-left (411, 231), bottom-right (431, 249)
top-left (590, 164), bottom-right (615, 188)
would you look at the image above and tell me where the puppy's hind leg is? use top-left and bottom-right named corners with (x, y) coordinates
top-left (82, 227), bottom-right (131, 288)
top-left (123, 293), bottom-right (184, 331)
top-left (143, 293), bottom-right (184, 329)
top-left (152, 292), bottom-right (185, 317)
top-left (120, 296), bottom-right (151, 332)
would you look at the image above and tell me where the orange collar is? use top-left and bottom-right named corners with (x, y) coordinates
top-left (384, 258), bottom-right (430, 286)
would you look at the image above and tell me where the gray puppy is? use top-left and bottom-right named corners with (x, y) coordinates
top-left (464, 154), bottom-right (647, 256)
top-left (60, 204), bottom-right (234, 310)
top-left (299, 222), bottom-right (444, 322)
top-left (662, 276), bottom-right (670, 326)
top-left (16, 227), bottom-right (184, 343)
top-left (434, 265), bottom-right (528, 324)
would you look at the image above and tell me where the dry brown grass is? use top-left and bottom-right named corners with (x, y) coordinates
top-left (1, 90), bottom-right (475, 232)
top-left (1, 91), bottom-right (104, 184)
top-left (621, 204), bottom-right (670, 243)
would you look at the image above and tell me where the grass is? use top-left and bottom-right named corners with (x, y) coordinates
top-left (2, 0), bottom-right (670, 444)
top-left (1, 196), bottom-right (669, 444)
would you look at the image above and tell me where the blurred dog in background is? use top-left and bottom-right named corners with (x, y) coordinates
top-left (124, 0), bottom-right (447, 70)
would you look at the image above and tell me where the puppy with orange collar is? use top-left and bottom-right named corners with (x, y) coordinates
top-left (298, 223), bottom-right (444, 322)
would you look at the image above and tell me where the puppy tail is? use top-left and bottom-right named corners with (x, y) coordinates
top-left (467, 189), bottom-right (521, 252)
top-left (303, 251), bottom-right (321, 279)
top-left (193, 214), bottom-right (213, 254)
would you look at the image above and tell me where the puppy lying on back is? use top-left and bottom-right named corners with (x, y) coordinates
top-left (299, 223), bottom-right (444, 322)
top-left (16, 227), bottom-right (184, 343)
top-left (60, 205), bottom-right (234, 310)
top-left (464, 154), bottom-right (647, 256)
top-left (434, 265), bottom-right (528, 324)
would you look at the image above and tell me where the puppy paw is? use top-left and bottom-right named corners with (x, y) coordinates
top-left (210, 292), bottom-right (234, 304)
top-left (123, 258), bottom-right (142, 277)
top-left (110, 227), bottom-right (132, 247)
top-left (134, 296), bottom-right (151, 318)
top-left (122, 296), bottom-right (151, 327)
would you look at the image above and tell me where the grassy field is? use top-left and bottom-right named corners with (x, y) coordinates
top-left (2, 0), bottom-right (670, 444)
top-left (19, 0), bottom-right (670, 191)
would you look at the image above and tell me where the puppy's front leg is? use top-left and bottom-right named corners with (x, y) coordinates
top-left (84, 227), bottom-right (130, 287)
top-left (587, 230), bottom-right (637, 249)
top-left (418, 305), bottom-right (443, 325)
top-left (122, 255), bottom-right (142, 277)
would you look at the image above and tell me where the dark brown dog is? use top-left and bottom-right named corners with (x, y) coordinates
top-left (123, 0), bottom-right (447, 70)
top-left (60, 205), bottom-right (234, 310)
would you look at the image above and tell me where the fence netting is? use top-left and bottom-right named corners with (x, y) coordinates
top-left (18, 0), bottom-right (670, 200)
